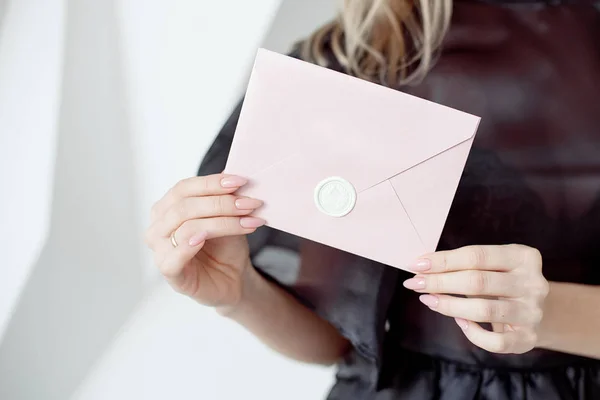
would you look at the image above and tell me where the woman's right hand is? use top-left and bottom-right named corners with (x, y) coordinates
top-left (144, 174), bottom-right (265, 308)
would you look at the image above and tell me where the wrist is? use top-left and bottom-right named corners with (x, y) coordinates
top-left (535, 281), bottom-right (559, 349)
top-left (216, 260), bottom-right (264, 318)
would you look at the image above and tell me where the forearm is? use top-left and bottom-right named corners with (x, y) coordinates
top-left (537, 281), bottom-right (600, 359)
top-left (217, 264), bottom-right (351, 366)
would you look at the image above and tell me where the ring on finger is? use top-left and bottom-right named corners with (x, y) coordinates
top-left (170, 231), bottom-right (179, 248)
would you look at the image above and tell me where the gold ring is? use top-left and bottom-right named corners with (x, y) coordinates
top-left (170, 232), bottom-right (179, 248)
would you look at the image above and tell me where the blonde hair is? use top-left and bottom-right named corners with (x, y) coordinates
top-left (301, 0), bottom-right (453, 87)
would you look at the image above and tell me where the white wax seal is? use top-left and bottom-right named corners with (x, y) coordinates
top-left (314, 177), bottom-right (356, 217)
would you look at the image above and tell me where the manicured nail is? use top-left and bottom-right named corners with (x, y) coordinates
top-left (188, 232), bottom-right (208, 247)
top-left (419, 294), bottom-right (438, 309)
top-left (455, 318), bottom-right (469, 330)
top-left (240, 217), bottom-right (266, 229)
top-left (403, 276), bottom-right (426, 290)
top-left (409, 258), bottom-right (431, 272)
top-left (220, 176), bottom-right (247, 188)
top-left (235, 198), bottom-right (263, 210)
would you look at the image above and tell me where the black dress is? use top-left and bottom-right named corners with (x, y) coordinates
top-left (198, 1), bottom-right (600, 398)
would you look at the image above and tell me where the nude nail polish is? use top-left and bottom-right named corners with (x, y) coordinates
top-left (235, 198), bottom-right (263, 210)
top-left (240, 217), bottom-right (266, 229)
top-left (409, 259), bottom-right (431, 272)
top-left (221, 176), bottom-right (248, 188)
top-left (455, 318), bottom-right (469, 330)
top-left (419, 294), bottom-right (439, 309)
top-left (403, 276), bottom-right (426, 290)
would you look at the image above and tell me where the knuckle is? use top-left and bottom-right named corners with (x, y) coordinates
top-left (428, 277), bottom-right (442, 293)
top-left (527, 330), bottom-right (538, 346)
top-left (467, 245), bottom-right (487, 268)
top-left (171, 177), bottom-right (195, 197)
top-left (505, 243), bottom-right (524, 253)
top-left (527, 275), bottom-right (549, 298)
top-left (171, 180), bottom-right (185, 198)
top-left (526, 247), bottom-right (543, 266)
top-left (480, 302), bottom-right (495, 321)
top-left (177, 220), bottom-right (194, 239)
top-left (535, 278), bottom-right (550, 298)
top-left (440, 254), bottom-right (449, 273)
top-left (150, 203), bottom-right (160, 220)
top-left (143, 229), bottom-right (154, 247)
top-left (540, 278), bottom-right (550, 298)
top-left (504, 244), bottom-right (523, 266)
top-left (220, 217), bottom-right (237, 232)
top-left (200, 175), bottom-right (211, 192)
top-left (218, 195), bottom-right (228, 214)
top-left (469, 270), bottom-right (488, 294)
top-left (214, 195), bottom-right (232, 215)
top-left (503, 301), bottom-right (518, 321)
top-left (541, 279), bottom-right (550, 297)
top-left (176, 200), bottom-right (189, 220)
top-left (530, 306), bottom-right (544, 325)
top-left (211, 196), bottom-right (223, 214)
top-left (167, 203), bottom-right (186, 224)
top-left (514, 245), bottom-right (543, 269)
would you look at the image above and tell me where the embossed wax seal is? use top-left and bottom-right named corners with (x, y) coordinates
top-left (314, 177), bottom-right (357, 217)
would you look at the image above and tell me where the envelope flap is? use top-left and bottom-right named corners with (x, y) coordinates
top-left (225, 49), bottom-right (480, 192)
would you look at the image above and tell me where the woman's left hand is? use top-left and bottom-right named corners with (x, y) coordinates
top-left (403, 244), bottom-right (549, 354)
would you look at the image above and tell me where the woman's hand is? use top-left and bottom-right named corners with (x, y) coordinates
top-left (144, 174), bottom-right (265, 308)
top-left (404, 244), bottom-right (549, 354)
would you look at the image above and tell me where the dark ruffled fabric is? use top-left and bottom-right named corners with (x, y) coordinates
top-left (334, 349), bottom-right (600, 400)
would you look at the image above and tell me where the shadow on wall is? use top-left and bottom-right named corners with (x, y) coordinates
top-left (0, 0), bottom-right (8, 32)
top-left (0, 1), bottom-right (7, 32)
top-left (0, 0), bottom-right (144, 399)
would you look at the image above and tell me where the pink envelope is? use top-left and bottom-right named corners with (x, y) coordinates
top-left (225, 49), bottom-right (480, 271)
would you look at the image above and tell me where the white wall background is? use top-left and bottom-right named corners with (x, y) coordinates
top-left (0, 0), bottom-right (65, 344)
top-left (0, 0), bottom-right (338, 399)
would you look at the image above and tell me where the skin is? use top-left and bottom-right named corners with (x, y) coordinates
top-left (145, 174), bottom-right (600, 364)
top-left (144, 173), bottom-right (350, 365)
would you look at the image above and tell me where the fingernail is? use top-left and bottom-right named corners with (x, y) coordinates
top-left (455, 318), bottom-right (469, 330)
top-left (409, 258), bottom-right (431, 272)
top-left (188, 232), bottom-right (208, 247)
top-left (235, 198), bottom-right (263, 210)
top-left (403, 276), bottom-right (426, 290)
top-left (221, 176), bottom-right (247, 188)
top-left (419, 294), bottom-right (438, 309)
top-left (240, 217), bottom-right (266, 229)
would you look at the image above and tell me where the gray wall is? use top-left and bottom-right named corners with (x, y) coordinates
top-left (0, 0), bottom-right (143, 398)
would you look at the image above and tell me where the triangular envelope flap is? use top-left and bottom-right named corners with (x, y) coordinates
top-left (226, 49), bottom-right (480, 191)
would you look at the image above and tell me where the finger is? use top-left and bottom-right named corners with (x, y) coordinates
top-left (491, 323), bottom-right (505, 333)
top-left (152, 235), bottom-right (189, 268)
top-left (176, 216), bottom-right (266, 242)
top-left (454, 318), bottom-right (535, 354)
top-left (403, 270), bottom-right (521, 297)
top-left (151, 174), bottom-right (248, 221)
top-left (419, 295), bottom-right (531, 324)
top-left (158, 232), bottom-right (208, 281)
top-left (409, 244), bottom-right (531, 273)
top-left (147, 195), bottom-right (263, 242)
